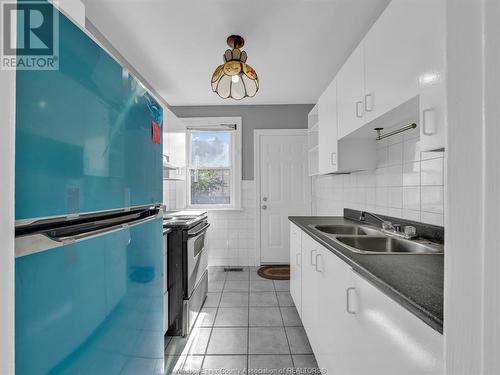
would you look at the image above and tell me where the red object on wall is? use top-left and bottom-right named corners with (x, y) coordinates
top-left (151, 121), bottom-right (161, 144)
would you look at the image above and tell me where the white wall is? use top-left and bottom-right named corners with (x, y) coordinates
top-left (171, 105), bottom-right (313, 180)
top-left (163, 180), bottom-right (186, 211)
top-left (0, 69), bottom-right (16, 375)
top-left (445, 0), bottom-right (500, 374)
top-left (482, 0), bottom-right (500, 372)
top-left (313, 119), bottom-right (445, 226)
top-left (51, 0), bottom-right (85, 28)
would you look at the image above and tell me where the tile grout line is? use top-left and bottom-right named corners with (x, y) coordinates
top-left (247, 269), bottom-right (250, 373)
top-left (273, 279), bottom-right (296, 370)
top-left (204, 270), bottom-right (304, 373)
top-left (200, 269), bottom-right (227, 372)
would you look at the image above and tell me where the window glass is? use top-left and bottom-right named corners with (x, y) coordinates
top-left (190, 169), bottom-right (231, 205)
top-left (190, 131), bottom-right (231, 168)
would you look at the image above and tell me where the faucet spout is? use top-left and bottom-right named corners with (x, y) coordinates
top-left (359, 211), bottom-right (394, 231)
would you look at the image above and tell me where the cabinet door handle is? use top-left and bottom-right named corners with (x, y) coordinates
top-left (314, 253), bottom-right (322, 272)
top-left (364, 93), bottom-right (374, 112)
top-left (310, 249), bottom-right (317, 266)
top-left (422, 108), bottom-right (436, 135)
top-left (346, 287), bottom-right (357, 314)
top-left (330, 152), bottom-right (337, 166)
top-left (296, 253), bottom-right (301, 266)
top-left (355, 101), bottom-right (364, 118)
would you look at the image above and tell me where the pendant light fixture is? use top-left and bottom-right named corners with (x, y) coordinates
top-left (211, 35), bottom-right (259, 100)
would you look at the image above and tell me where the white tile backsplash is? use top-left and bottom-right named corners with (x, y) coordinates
top-left (387, 142), bottom-right (403, 166)
top-left (421, 150), bottom-right (445, 161)
top-left (313, 131), bottom-right (445, 226)
top-left (376, 147), bottom-right (388, 167)
top-left (403, 186), bottom-right (421, 211)
top-left (387, 187), bottom-right (403, 208)
top-left (163, 179), bottom-right (258, 267)
top-left (421, 157), bottom-right (444, 186)
top-left (403, 161), bottom-right (421, 186)
top-left (376, 187), bottom-right (388, 207)
top-left (402, 209), bottom-right (421, 222)
top-left (421, 211), bottom-right (444, 226)
top-left (163, 179), bottom-right (186, 210)
top-left (421, 186), bottom-right (445, 214)
top-left (206, 182), bottom-right (257, 266)
top-left (403, 138), bottom-right (421, 163)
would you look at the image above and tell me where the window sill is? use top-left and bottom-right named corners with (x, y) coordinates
top-left (208, 207), bottom-right (244, 212)
top-left (186, 207), bottom-right (244, 212)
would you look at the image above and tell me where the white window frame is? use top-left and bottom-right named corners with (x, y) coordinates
top-left (183, 117), bottom-right (242, 210)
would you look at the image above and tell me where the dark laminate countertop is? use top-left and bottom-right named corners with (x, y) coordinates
top-left (289, 216), bottom-right (444, 334)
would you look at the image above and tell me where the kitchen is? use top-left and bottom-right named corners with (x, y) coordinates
top-left (1, 0), bottom-right (499, 374)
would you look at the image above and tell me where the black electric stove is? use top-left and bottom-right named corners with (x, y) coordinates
top-left (164, 211), bottom-right (209, 336)
top-left (163, 210), bottom-right (207, 228)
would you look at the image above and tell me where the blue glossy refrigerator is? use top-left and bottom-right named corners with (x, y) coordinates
top-left (14, 5), bottom-right (164, 375)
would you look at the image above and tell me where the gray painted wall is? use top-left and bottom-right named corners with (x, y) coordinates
top-left (171, 104), bottom-right (314, 180)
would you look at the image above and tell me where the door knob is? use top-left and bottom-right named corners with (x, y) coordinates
top-left (262, 205), bottom-right (267, 210)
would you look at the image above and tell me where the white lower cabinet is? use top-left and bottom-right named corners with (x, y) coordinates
top-left (300, 233), bottom-right (323, 355)
top-left (349, 272), bottom-right (444, 375)
top-left (290, 224), bottom-right (443, 374)
top-left (310, 238), bottom-right (356, 373)
top-left (290, 223), bottom-right (302, 317)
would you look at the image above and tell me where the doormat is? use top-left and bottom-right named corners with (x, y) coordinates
top-left (257, 265), bottom-right (290, 280)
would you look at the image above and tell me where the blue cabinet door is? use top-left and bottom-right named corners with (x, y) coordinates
top-left (15, 217), bottom-right (164, 375)
top-left (15, 6), bottom-right (163, 222)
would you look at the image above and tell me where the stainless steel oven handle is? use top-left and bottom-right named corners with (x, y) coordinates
top-left (188, 223), bottom-right (210, 238)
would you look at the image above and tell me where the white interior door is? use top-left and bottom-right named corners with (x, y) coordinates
top-left (257, 131), bottom-right (311, 264)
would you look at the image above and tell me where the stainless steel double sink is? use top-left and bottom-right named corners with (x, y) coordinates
top-left (309, 224), bottom-right (443, 255)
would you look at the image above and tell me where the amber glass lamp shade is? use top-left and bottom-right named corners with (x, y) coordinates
top-left (211, 39), bottom-right (259, 100)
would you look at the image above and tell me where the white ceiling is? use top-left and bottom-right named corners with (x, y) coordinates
top-left (81, 0), bottom-right (390, 106)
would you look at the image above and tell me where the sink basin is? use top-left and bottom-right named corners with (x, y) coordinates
top-left (335, 236), bottom-right (443, 254)
top-left (313, 224), bottom-right (380, 236)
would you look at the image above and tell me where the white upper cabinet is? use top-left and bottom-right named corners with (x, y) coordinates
top-left (317, 79), bottom-right (338, 174)
top-left (307, 105), bottom-right (319, 176)
top-left (337, 43), bottom-right (366, 139)
top-left (364, 1), bottom-right (420, 121)
top-left (316, 76), bottom-right (376, 174)
top-left (310, 0), bottom-right (446, 174)
top-left (417, 0), bottom-right (446, 152)
top-left (364, 0), bottom-right (445, 151)
top-left (163, 108), bottom-right (187, 180)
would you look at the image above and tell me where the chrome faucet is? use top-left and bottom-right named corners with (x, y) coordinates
top-left (359, 211), bottom-right (394, 231)
top-left (359, 211), bottom-right (417, 239)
